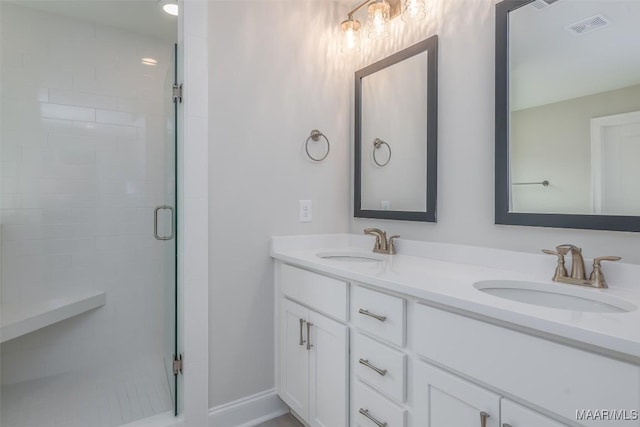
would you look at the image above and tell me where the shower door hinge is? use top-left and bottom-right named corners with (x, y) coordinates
top-left (173, 354), bottom-right (183, 375)
top-left (172, 84), bottom-right (183, 103)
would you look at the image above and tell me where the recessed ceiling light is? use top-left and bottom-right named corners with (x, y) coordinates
top-left (141, 57), bottom-right (158, 66)
top-left (159, 0), bottom-right (178, 16)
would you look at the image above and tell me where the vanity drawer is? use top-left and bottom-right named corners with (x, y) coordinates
top-left (280, 264), bottom-right (348, 322)
top-left (352, 285), bottom-right (405, 347)
top-left (413, 303), bottom-right (640, 425)
top-left (353, 380), bottom-right (406, 427)
top-left (353, 332), bottom-right (406, 402)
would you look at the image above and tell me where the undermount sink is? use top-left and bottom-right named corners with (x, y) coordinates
top-left (474, 280), bottom-right (637, 313)
top-left (316, 251), bottom-right (385, 263)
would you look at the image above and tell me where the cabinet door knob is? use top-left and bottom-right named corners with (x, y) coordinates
top-left (359, 408), bottom-right (387, 427)
top-left (480, 411), bottom-right (490, 427)
top-left (359, 309), bottom-right (387, 322)
top-left (306, 322), bottom-right (313, 350)
top-left (359, 358), bottom-right (387, 376)
top-left (299, 318), bottom-right (306, 346)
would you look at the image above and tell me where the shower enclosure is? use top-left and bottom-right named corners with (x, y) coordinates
top-left (0, 2), bottom-right (180, 425)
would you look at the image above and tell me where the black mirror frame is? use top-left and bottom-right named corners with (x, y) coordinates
top-left (354, 36), bottom-right (438, 222)
top-left (495, 0), bottom-right (640, 232)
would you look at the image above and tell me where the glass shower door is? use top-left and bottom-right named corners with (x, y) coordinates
top-left (0, 3), bottom-right (178, 425)
top-left (158, 44), bottom-right (179, 415)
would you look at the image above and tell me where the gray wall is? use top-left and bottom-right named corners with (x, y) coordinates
top-left (511, 84), bottom-right (640, 214)
top-left (206, 0), bottom-right (640, 413)
top-left (207, 1), bottom-right (350, 408)
top-left (349, 0), bottom-right (640, 263)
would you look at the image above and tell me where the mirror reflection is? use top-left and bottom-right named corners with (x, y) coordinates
top-left (355, 36), bottom-right (438, 222)
top-left (361, 52), bottom-right (428, 212)
top-left (508, 0), bottom-right (640, 216)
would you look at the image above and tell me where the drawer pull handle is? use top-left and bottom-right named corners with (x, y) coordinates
top-left (359, 358), bottom-right (387, 376)
top-left (359, 309), bottom-right (387, 322)
top-left (503, 424), bottom-right (513, 427)
top-left (299, 318), bottom-right (306, 346)
top-left (359, 408), bottom-right (387, 427)
top-left (306, 322), bottom-right (313, 350)
top-left (480, 411), bottom-right (490, 427)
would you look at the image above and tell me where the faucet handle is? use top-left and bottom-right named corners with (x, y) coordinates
top-left (589, 256), bottom-right (621, 288)
top-left (593, 256), bottom-right (622, 264)
top-left (388, 235), bottom-right (400, 255)
top-left (542, 249), bottom-right (565, 258)
top-left (542, 249), bottom-right (568, 281)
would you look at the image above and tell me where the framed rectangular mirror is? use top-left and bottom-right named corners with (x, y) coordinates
top-left (496, 0), bottom-right (640, 231)
top-left (355, 36), bottom-right (438, 222)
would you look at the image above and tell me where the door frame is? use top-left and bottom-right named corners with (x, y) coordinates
top-left (590, 110), bottom-right (640, 214)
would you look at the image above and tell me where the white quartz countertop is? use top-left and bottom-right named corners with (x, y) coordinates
top-left (270, 234), bottom-right (640, 361)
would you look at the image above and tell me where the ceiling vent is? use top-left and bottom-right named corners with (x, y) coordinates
top-left (565, 14), bottom-right (612, 35)
top-left (530, 0), bottom-right (560, 11)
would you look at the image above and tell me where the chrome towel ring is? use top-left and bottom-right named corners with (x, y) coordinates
top-left (373, 138), bottom-right (391, 167)
top-left (305, 129), bottom-right (330, 162)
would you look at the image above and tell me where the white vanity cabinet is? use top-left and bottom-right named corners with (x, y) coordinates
top-left (413, 303), bottom-right (640, 426)
top-left (501, 399), bottom-right (567, 427)
top-left (414, 362), bottom-right (501, 427)
top-left (350, 285), bottom-right (408, 427)
top-left (278, 265), bottom-right (349, 427)
top-left (352, 332), bottom-right (406, 403)
top-left (353, 380), bottom-right (407, 427)
top-left (414, 362), bottom-right (566, 427)
top-left (351, 285), bottom-right (405, 347)
top-left (273, 251), bottom-right (640, 427)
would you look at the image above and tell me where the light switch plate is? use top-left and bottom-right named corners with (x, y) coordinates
top-left (299, 200), bottom-right (312, 222)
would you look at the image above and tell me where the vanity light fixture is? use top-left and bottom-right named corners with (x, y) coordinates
top-left (401, 0), bottom-right (426, 22)
top-left (341, 16), bottom-right (362, 52)
top-left (141, 57), bottom-right (158, 66)
top-left (367, 0), bottom-right (392, 39)
top-left (159, 0), bottom-right (178, 16)
top-left (342, 0), bottom-right (423, 51)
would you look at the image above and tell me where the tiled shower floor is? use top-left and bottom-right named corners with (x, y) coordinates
top-left (1, 358), bottom-right (172, 427)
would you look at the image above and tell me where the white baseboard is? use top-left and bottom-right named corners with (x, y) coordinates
top-left (208, 389), bottom-right (288, 427)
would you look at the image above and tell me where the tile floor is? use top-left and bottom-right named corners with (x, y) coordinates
top-left (256, 413), bottom-right (303, 427)
top-left (0, 359), bottom-right (172, 427)
top-left (2, 359), bottom-right (299, 427)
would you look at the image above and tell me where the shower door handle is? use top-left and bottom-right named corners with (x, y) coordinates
top-left (154, 205), bottom-right (175, 240)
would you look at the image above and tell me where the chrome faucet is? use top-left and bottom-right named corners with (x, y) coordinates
top-left (556, 244), bottom-right (586, 280)
top-left (542, 244), bottom-right (621, 288)
top-left (364, 228), bottom-right (399, 255)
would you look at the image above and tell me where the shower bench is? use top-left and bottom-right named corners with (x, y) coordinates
top-left (0, 290), bottom-right (106, 343)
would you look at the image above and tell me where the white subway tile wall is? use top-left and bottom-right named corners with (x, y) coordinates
top-left (1, 3), bottom-right (175, 407)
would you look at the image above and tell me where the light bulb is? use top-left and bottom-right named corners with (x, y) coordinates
top-left (367, 0), bottom-right (391, 40)
top-left (141, 57), bottom-right (158, 66)
top-left (402, 0), bottom-right (426, 22)
top-left (341, 19), bottom-right (361, 52)
top-left (159, 0), bottom-right (178, 16)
